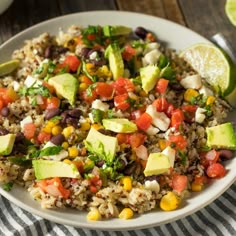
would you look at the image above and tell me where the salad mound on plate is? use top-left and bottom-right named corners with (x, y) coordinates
top-left (0, 25), bottom-right (235, 221)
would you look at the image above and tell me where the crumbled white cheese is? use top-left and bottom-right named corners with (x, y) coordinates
top-left (88, 113), bottom-right (95, 124)
top-left (199, 85), bottom-right (214, 97)
top-left (145, 180), bottom-right (160, 193)
top-left (195, 107), bottom-right (207, 123)
top-left (89, 51), bottom-right (98, 60)
top-left (12, 81), bottom-right (20, 92)
top-left (146, 125), bottom-right (160, 135)
top-left (143, 42), bottom-right (160, 54)
top-left (180, 74), bottom-right (202, 89)
top-left (24, 75), bottom-right (42, 88)
top-left (92, 99), bottom-right (109, 112)
top-left (142, 49), bottom-right (162, 66)
top-left (20, 116), bottom-right (33, 130)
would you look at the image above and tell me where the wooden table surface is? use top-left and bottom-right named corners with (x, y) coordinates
top-left (0, 0), bottom-right (235, 53)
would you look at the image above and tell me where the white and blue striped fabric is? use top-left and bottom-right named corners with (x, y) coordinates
top-left (0, 182), bottom-right (235, 236)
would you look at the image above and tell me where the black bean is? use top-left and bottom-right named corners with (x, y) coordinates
top-left (66, 117), bottom-right (79, 128)
top-left (169, 83), bottom-right (184, 91)
top-left (15, 132), bottom-right (25, 142)
top-left (117, 159), bottom-right (127, 172)
top-left (45, 108), bottom-right (60, 120)
top-left (68, 109), bottom-right (82, 118)
top-left (219, 149), bottom-right (234, 159)
top-left (1, 107), bottom-right (9, 117)
top-left (135, 27), bottom-right (148, 39)
top-left (96, 160), bottom-right (105, 167)
top-left (61, 111), bottom-right (68, 124)
top-left (80, 47), bottom-right (91, 58)
top-left (55, 46), bottom-right (68, 54)
top-left (91, 58), bottom-right (107, 67)
top-left (50, 134), bottom-right (65, 145)
top-left (145, 175), bottom-right (160, 182)
top-left (123, 162), bottom-right (137, 175)
top-left (0, 128), bottom-right (9, 136)
top-left (44, 46), bottom-right (52, 58)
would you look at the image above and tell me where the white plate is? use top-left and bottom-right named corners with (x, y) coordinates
top-left (0, 11), bottom-right (235, 230)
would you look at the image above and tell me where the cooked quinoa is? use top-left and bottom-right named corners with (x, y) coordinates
top-left (0, 25), bottom-right (234, 220)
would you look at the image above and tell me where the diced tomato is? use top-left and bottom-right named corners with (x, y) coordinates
top-left (116, 133), bottom-right (130, 144)
top-left (130, 109), bottom-right (142, 120)
top-left (200, 149), bottom-right (220, 168)
top-left (206, 163), bottom-right (226, 178)
top-left (113, 77), bottom-right (135, 95)
top-left (129, 133), bottom-right (146, 148)
top-left (0, 87), bottom-right (18, 105)
top-left (172, 175), bottom-right (188, 193)
top-left (95, 82), bottom-right (114, 99)
top-left (72, 160), bottom-right (84, 174)
top-left (156, 78), bottom-right (169, 94)
top-left (81, 75), bottom-right (93, 85)
top-left (153, 98), bottom-right (169, 112)
top-left (166, 104), bottom-right (175, 118)
top-left (90, 185), bottom-right (98, 193)
top-left (0, 98), bottom-right (4, 110)
top-left (89, 175), bottom-right (102, 193)
top-left (81, 90), bottom-right (97, 103)
top-left (37, 131), bottom-right (51, 144)
top-left (46, 97), bottom-right (60, 109)
top-left (114, 93), bottom-right (130, 111)
top-left (168, 134), bottom-right (187, 150)
top-left (42, 81), bottom-right (55, 94)
top-left (23, 123), bottom-right (36, 139)
top-left (54, 63), bottom-right (68, 74)
top-left (139, 159), bottom-right (147, 169)
top-left (38, 96), bottom-right (48, 110)
top-left (122, 45), bottom-right (136, 61)
top-left (171, 109), bottom-right (184, 130)
top-left (87, 34), bottom-right (96, 41)
top-left (37, 177), bottom-right (70, 199)
top-left (136, 112), bottom-right (152, 131)
top-left (63, 55), bottom-right (81, 72)
top-left (193, 175), bottom-right (208, 185)
top-left (182, 105), bottom-right (197, 122)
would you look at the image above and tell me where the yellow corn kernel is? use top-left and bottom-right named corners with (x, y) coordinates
top-left (51, 126), bottom-right (63, 136)
top-left (68, 146), bottom-right (79, 157)
top-left (118, 208), bottom-right (134, 220)
top-left (87, 208), bottom-right (101, 221)
top-left (62, 126), bottom-right (75, 138)
top-left (191, 183), bottom-right (203, 192)
top-left (158, 139), bottom-right (167, 151)
top-left (61, 142), bottom-right (69, 149)
top-left (42, 126), bottom-right (52, 134)
top-left (121, 176), bottom-right (132, 191)
top-left (64, 38), bottom-right (78, 51)
top-left (80, 122), bottom-right (91, 131)
top-left (184, 89), bottom-right (199, 102)
top-left (206, 96), bottom-right (215, 105)
top-left (160, 192), bottom-right (180, 211)
top-left (48, 120), bottom-right (59, 128)
top-left (63, 159), bottom-right (72, 164)
top-left (86, 63), bottom-right (95, 74)
top-left (91, 124), bottom-right (103, 130)
top-left (79, 82), bottom-right (89, 92)
top-left (139, 90), bottom-right (148, 97)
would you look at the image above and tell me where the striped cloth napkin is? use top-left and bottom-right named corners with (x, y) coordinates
top-left (0, 182), bottom-right (235, 236)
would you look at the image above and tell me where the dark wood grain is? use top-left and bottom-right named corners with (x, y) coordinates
top-left (178, 0), bottom-right (236, 52)
top-left (116, 0), bottom-right (185, 25)
top-left (0, 0), bottom-right (116, 45)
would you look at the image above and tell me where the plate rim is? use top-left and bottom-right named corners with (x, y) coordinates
top-left (0, 10), bottom-right (235, 230)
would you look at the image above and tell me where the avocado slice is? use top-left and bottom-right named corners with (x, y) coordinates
top-left (84, 127), bottom-right (118, 163)
top-left (144, 153), bottom-right (171, 177)
top-left (0, 60), bottom-right (20, 77)
top-left (140, 65), bottom-right (160, 93)
top-left (32, 160), bottom-right (80, 180)
top-left (206, 122), bottom-right (236, 150)
top-left (102, 118), bottom-right (137, 133)
top-left (48, 73), bottom-right (78, 105)
top-left (103, 25), bottom-right (132, 37)
top-left (105, 43), bottom-right (124, 80)
top-left (0, 134), bottom-right (16, 156)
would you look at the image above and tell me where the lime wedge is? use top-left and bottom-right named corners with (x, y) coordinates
top-left (179, 43), bottom-right (236, 96)
top-left (225, 0), bottom-right (236, 26)
top-left (0, 60), bottom-right (20, 77)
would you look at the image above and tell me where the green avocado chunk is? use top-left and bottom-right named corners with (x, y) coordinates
top-left (102, 118), bottom-right (137, 133)
top-left (32, 160), bottom-right (80, 180)
top-left (103, 25), bottom-right (132, 37)
top-left (105, 43), bottom-right (124, 80)
top-left (48, 73), bottom-right (78, 105)
top-left (206, 122), bottom-right (236, 150)
top-left (0, 134), bottom-right (16, 156)
top-left (0, 60), bottom-right (20, 77)
top-left (140, 65), bottom-right (160, 93)
top-left (144, 153), bottom-right (171, 177)
top-left (84, 127), bottom-right (118, 163)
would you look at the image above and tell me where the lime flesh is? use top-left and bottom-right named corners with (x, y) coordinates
top-left (179, 43), bottom-right (236, 96)
top-left (225, 0), bottom-right (236, 26)
top-left (0, 60), bottom-right (20, 77)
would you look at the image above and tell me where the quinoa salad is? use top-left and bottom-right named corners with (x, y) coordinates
top-left (0, 25), bottom-right (235, 221)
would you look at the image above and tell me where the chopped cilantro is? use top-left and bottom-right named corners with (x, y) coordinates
top-left (107, 109), bottom-right (114, 119)
top-left (131, 77), bottom-right (142, 85)
top-left (19, 84), bottom-right (51, 98)
top-left (39, 146), bottom-right (63, 157)
top-left (50, 116), bottom-right (62, 122)
top-left (158, 54), bottom-right (169, 68)
top-left (178, 150), bottom-right (187, 166)
top-left (86, 83), bottom-right (97, 97)
top-left (91, 109), bottom-right (104, 123)
top-left (3, 182), bottom-right (14, 192)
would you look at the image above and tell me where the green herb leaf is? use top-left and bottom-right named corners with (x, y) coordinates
top-left (82, 61), bottom-right (97, 82)
top-left (91, 109), bottom-right (104, 123)
top-left (3, 182), bottom-right (14, 192)
top-left (178, 150), bottom-right (187, 166)
top-left (158, 54), bottom-right (169, 68)
top-left (7, 156), bottom-right (32, 166)
top-left (50, 116), bottom-right (62, 122)
top-left (106, 109), bottom-right (114, 119)
top-left (160, 64), bottom-right (176, 81)
top-left (39, 146), bottom-right (63, 157)
top-left (86, 83), bottom-right (97, 97)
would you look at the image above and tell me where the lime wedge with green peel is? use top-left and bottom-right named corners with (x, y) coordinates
top-left (0, 59), bottom-right (20, 77)
top-left (179, 43), bottom-right (236, 97)
top-left (225, 0), bottom-right (236, 26)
